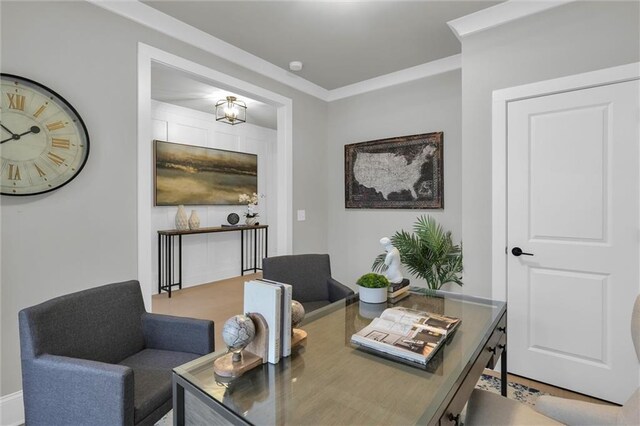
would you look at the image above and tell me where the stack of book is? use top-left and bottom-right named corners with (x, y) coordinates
top-left (388, 278), bottom-right (410, 303)
top-left (351, 306), bottom-right (461, 366)
top-left (244, 279), bottom-right (293, 364)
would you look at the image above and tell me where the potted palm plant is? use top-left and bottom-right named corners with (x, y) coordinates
top-left (373, 215), bottom-right (463, 291)
top-left (356, 273), bottom-right (390, 304)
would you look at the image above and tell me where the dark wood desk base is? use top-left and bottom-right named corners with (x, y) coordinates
top-left (437, 311), bottom-right (507, 425)
top-left (172, 310), bottom-right (507, 426)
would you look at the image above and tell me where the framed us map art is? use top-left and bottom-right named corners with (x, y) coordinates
top-left (344, 132), bottom-right (443, 209)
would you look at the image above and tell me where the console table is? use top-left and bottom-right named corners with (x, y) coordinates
top-left (173, 291), bottom-right (507, 425)
top-left (157, 225), bottom-right (268, 297)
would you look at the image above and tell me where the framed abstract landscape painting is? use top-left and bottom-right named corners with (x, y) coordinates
top-left (154, 140), bottom-right (257, 206)
top-left (344, 132), bottom-right (443, 209)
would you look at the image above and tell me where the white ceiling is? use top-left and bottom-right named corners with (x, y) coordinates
top-left (147, 1), bottom-right (505, 129)
top-left (142, 0), bottom-right (501, 90)
top-left (151, 63), bottom-right (278, 129)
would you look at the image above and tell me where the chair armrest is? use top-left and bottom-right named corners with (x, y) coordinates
top-left (24, 354), bottom-right (134, 426)
top-left (327, 277), bottom-right (354, 302)
top-left (534, 395), bottom-right (620, 426)
top-left (142, 312), bottom-right (214, 355)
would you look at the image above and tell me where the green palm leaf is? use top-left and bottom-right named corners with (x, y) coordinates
top-left (371, 215), bottom-right (463, 290)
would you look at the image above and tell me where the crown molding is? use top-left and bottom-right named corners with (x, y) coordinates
top-left (87, 1), bottom-right (464, 102)
top-left (447, 0), bottom-right (577, 40)
top-left (88, 0), bottom-right (329, 100)
top-left (327, 54), bottom-right (461, 102)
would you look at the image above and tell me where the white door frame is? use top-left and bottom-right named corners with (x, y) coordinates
top-left (491, 62), bottom-right (640, 302)
top-left (137, 43), bottom-right (293, 309)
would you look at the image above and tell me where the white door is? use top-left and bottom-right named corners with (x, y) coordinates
top-left (507, 79), bottom-right (639, 403)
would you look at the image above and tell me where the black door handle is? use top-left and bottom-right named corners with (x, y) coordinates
top-left (512, 247), bottom-right (534, 257)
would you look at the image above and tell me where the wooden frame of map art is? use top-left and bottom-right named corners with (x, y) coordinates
top-left (154, 140), bottom-right (257, 206)
top-left (344, 132), bottom-right (443, 209)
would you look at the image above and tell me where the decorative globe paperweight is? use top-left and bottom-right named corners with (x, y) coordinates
top-left (214, 313), bottom-right (268, 378)
top-left (291, 300), bottom-right (308, 348)
top-left (222, 314), bottom-right (256, 362)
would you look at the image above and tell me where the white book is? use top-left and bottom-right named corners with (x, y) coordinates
top-left (244, 280), bottom-right (282, 364)
top-left (260, 278), bottom-right (293, 357)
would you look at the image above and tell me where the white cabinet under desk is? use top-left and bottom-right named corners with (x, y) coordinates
top-left (157, 225), bottom-right (268, 297)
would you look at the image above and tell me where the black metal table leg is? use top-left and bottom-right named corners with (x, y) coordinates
top-left (158, 234), bottom-right (161, 294)
top-left (253, 228), bottom-right (258, 273)
top-left (178, 234), bottom-right (182, 290)
top-left (240, 229), bottom-right (245, 276)
top-left (168, 235), bottom-right (173, 298)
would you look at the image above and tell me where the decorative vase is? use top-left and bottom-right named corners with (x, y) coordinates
top-left (175, 205), bottom-right (189, 231)
top-left (245, 216), bottom-right (259, 226)
top-left (357, 285), bottom-right (387, 304)
top-left (188, 210), bottom-right (200, 230)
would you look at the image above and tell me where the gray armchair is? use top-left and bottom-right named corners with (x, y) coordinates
top-left (262, 254), bottom-right (354, 312)
top-left (18, 280), bottom-right (214, 426)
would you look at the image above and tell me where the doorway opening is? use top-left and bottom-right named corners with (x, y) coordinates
top-left (137, 43), bottom-right (293, 308)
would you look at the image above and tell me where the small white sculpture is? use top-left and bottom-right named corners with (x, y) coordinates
top-left (380, 237), bottom-right (403, 284)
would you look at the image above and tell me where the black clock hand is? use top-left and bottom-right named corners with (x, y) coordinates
top-left (25, 126), bottom-right (41, 135)
top-left (0, 126), bottom-right (40, 144)
top-left (1, 123), bottom-right (16, 135)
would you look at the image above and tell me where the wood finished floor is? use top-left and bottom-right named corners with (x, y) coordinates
top-left (152, 273), bottom-right (261, 351)
top-left (153, 275), bottom-right (615, 407)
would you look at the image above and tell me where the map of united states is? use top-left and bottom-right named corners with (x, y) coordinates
top-left (353, 145), bottom-right (435, 199)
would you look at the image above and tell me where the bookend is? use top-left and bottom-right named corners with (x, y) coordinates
top-left (291, 328), bottom-right (307, 348)
top-left (213, 313), bottom-right (269, 378)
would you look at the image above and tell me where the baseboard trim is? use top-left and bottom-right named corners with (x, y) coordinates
top-left (0, 390), bottom-right (24, 426)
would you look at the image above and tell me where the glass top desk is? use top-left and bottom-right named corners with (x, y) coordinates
top-left (173, 291), bottom-right (507, 426)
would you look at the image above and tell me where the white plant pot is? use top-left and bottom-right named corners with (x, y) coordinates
top-left (358, 300), bottom-right (387, 319)
top-left (357, 285), bottom-right (388, 304)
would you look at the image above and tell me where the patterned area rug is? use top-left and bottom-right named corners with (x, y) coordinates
top-left (475, 373), bottom-right (548, 407)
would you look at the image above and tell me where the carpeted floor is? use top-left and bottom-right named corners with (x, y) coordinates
top-left (154, 374), bottom-right (546, 425)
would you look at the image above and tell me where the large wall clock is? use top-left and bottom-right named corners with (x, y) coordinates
top-left (1, 74), bottom-right (89, 196)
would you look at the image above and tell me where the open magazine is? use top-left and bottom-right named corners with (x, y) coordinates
top-left (351, 307), bottom-right (461, 366)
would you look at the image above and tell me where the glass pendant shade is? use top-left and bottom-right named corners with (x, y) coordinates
top-left (215, 96), bottom-right (247, 125)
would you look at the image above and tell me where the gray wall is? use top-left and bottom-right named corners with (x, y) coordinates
top-left (460, 0), bottom-right (640, 297)
top-left (327, 70), bottom-right (462, 287)
top-left (0, 1), bottom-right (328, 396)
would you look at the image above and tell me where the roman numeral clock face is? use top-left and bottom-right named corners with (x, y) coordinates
top-left (1, 74), bottom-right (89, 195)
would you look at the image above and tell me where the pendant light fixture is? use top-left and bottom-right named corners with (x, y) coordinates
top-left (215, 96), bottom-right (247, 125)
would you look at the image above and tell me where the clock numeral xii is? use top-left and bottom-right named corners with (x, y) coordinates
top-left (7, 93), bottom-right (25, 111)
